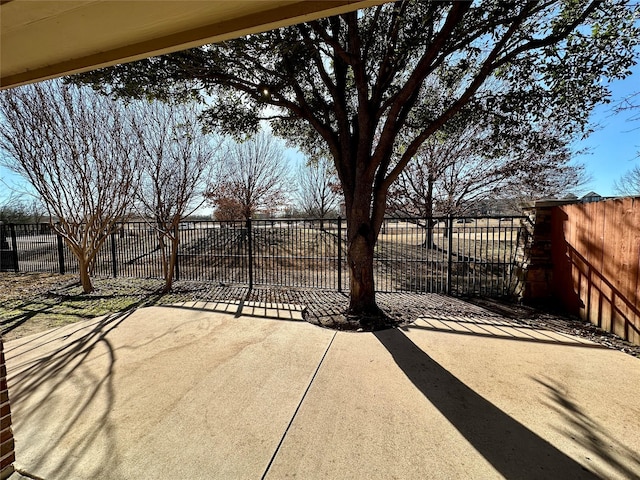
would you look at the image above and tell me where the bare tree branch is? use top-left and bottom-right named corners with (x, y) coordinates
top-left (0, 81), bottom-right (140, 292)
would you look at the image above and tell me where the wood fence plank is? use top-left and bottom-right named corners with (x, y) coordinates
top-left (557, 197), bottom-right (640, 344)
top-left (611, 199), bottom-right (626, 339)
top-left (622, 198), bottom-right (640, 344)
top-left (576, 203), bottom-right (593, 323)
top-left (597, 200), bottom-right (613, 333)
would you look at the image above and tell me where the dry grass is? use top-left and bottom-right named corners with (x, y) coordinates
top-left (0, 273), bottom-right (206, 341)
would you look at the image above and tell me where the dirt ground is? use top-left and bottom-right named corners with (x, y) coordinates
top-left (1, 272), bottom-right (638, 358)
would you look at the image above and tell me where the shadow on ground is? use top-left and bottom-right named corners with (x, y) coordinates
top-left (375, 328), bottom-right (599, 479)
top-left (534, 377), bottom-right (640, 479)
top-left (8, 312), bottom-right (126, 478)
top-left (6, 292), bottom-right (167, 479)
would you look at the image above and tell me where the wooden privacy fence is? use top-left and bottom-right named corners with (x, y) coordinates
top-left (549, 197), bottom-right (640, 345)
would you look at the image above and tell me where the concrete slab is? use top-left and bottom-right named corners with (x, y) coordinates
top-left (266, 320), bottom-right (640, 480)
top-left (264, 329), bottom-right (501, 479)
top-left (6, 306), bottom-right (334, 479)
top-left (4, 304), bottom-right (640, 480)
top-left (168, 300), bottom-right (306, 321)
top-left (408, 321), bottom-right (640, 479)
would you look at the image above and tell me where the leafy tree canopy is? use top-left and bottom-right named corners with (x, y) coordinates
top-left (74, 1), bottom-right (638, 148)
top-left (71, 0), bottom-right (639, 231)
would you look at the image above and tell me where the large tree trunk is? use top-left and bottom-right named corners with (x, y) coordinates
top-left (162, 235), bottom-right (179, 293)
top-left (158, 233), bottom-right (169, 282)
top-left (346, 230), bottom-right (378, 315)
top-left (343, 194), bottom-right (388, 328)
top-left (66, 241), bottom-right (95, 293)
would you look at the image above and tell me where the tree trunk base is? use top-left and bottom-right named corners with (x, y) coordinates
top-left (316, 306), bottom-right (398, 331)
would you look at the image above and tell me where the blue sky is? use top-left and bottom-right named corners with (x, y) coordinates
top-left (1, 63), bottom-right (639, 205)
top-left (571, 61), bottom-right (640, 197)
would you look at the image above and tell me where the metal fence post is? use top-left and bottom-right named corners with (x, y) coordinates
top-left (56, 232), bottom-right (65, 275)
top-left (9, 224), bottom-right (18, 273)
top-left (0, 223), bottom-right (8, 250)
top-left (174, 224), bottom-right (180, 281)
top-left (110, 232), bottom-right (117, 278)
top-left (446, 215), bottom-right (453, 295)
top-left (247, 218), bottom-right (253, 289)
top-left (337, 216), bottom-right (342, 293)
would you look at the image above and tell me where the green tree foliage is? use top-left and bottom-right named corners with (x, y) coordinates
top-left (71, 0), bottom-right (640, 326)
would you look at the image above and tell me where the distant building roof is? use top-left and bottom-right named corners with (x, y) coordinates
top-left (582, 191), bottom-right (600, 198)
top-left (581, 191), bottom-right (602, 203)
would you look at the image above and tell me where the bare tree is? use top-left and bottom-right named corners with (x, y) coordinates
top-left (615, 90), bottom-right (640, 158)
top-left (0, 192), bottom-right (30, 224)
top-left (614, 164), bottom-right (640, 196)
top-left (388, 117), bottom-right (478, 219)
top-left (206, 132), bottom-right (290, 220)
top-left (212, 197), bottom-right (245, 221)
top-left (0, 81), bottom-right (139, 293)
top-left (390, 115), bottom-right (589, 217)
top-left (387, 135), bottom-right (459, 247)
top-left (295, 157), bottom-right (341, 225)
top-left (132, 100), bottom-right (219, 292)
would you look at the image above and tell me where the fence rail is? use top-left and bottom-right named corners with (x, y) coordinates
top-left (0, 216), bottom-right (527, 298)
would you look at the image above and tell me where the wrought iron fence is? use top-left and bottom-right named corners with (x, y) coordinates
top-left (0, 216), bottom-right (527, 298)
top-left (375, 217), bottom-right (526, 297)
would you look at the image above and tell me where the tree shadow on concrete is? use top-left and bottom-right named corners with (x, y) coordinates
top-left (534, 377), bottom-right (640, 480)
top-left (375, 328), bottom-right (599, 479)
top-left (6, 292), bottom-right (165, 479)
top-left (7, 311), bottom-right (128, 479)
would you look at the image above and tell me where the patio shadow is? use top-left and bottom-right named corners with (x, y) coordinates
top-left (411, 314), bottom-right (604, 350)
top-left (161, 299), bottom-right (307, 322)
top-left (7, 312), bottom-right (126, 478)
top-left (535, 377), bottom-right (640, 479)
top-left (375, 328), bottom-right (598, 479)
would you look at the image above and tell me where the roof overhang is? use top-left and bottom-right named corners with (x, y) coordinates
top-left (1, 0), bottom-right (388, 89)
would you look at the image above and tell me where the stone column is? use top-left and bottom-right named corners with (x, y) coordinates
top-left (519, 200), bottom-right (575, 306)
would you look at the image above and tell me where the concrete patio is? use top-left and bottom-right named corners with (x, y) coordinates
top-left (5, 296), bottom-right (640, 479)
